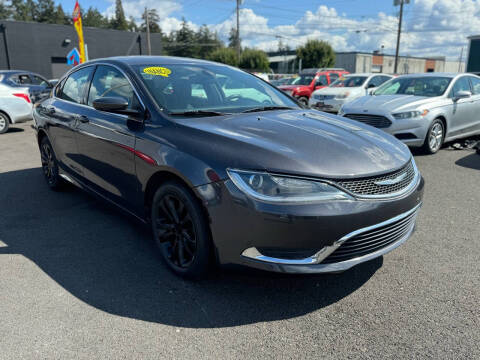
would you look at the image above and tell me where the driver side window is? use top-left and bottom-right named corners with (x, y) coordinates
top-left (87, 65), bottom-right (140, 110)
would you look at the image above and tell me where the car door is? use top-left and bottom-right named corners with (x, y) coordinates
top-left (448, 76), bottom-right (474, 135)
top-left (74, 64), bottom-right (140, 209)
top-left (467, 76), bottom-right (480, 134)
top-left (45, 66), bottom-right (95, 176)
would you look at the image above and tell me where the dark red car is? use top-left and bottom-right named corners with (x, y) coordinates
top-left (279, 68), bottom-right (349, 105)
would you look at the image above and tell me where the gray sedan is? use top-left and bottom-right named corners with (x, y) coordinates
top-left (339, 73), bottom-right (480, 153)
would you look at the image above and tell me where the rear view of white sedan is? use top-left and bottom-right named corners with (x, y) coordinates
top-left (0, 84), bottom-right (33, 134)
top-left (309, 73), bottom-right (393, 113)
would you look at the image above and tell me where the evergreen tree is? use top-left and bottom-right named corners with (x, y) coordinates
top-left (11, 0), bottom-right (38, 21)
top-left (141, 8), bottom-right (161, 33)
top-left (296, 40), bottom-right (335, 68)
top-left (127, 16), bottom-right (138, 32)
top-left (169, 18), bottom-right (196, 58)
top-left (83, 7), bottom-right (108, 28)
top-left (239, 48), bottom-right (270, 71)
top-left (111, 0), bottom-right (128, 30)
top-left (228, 27), bottom-right (240, 49)
top-left (53, 4), bottom-right (69, 25)
top-left (0, 0), bottom-right (12, 19)
top-left (37, 0), bottom-right (56, 23)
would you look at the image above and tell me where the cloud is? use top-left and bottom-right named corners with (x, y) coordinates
top-left (105, 0), bottom-right (475, 59)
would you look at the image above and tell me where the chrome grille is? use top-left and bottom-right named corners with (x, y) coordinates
top-left (321, 208), bottom-right (418, 264)
top-left (344, 114), bottom-right (392, 128)
top-left (336, 160), bottom-right (416, 197)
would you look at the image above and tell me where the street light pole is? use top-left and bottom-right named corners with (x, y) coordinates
top-left (394, 0), bottom-right (408, 74)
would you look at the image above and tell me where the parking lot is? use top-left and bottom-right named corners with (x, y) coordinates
top-left (0, 122), bottom-right (479, 359)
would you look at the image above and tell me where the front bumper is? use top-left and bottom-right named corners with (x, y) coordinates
top-left (199, 174), bottom-right (424, 274)
top-left (309, 98), bottom-right (345, 113)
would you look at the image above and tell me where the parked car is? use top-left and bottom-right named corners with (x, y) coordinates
top-left (279, 68), bottom-right (349, 105)
top-left (33, 56), bottom-right (423, 278)
top-left (339, 73), bottom-right (480, 154)
top-left (0, 70), bottom-right (53, 103)
top-left (271, 77), bottom-right (295, 87)
top-left (0, 83), bottom-right (32, 134)
top-left (309, 73), bottom-right (393, 113)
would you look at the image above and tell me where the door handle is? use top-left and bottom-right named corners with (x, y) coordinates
top-left (76, 115), bottom-right (89, 123)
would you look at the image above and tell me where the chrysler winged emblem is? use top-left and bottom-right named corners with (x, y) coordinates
top-left (374, 173), bottom-right (407, 186)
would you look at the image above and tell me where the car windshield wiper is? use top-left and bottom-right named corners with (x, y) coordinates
top-left (241, 106), bottom-right (296, 113)
top-left (168, 110), bottom-right (226, 117)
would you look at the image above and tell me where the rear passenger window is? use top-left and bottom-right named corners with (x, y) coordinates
top-left (87, 65), bottom-right (140, 110)
top-left (60, 67), bottom-right (93, 104)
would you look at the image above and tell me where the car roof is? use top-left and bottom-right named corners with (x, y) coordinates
top-left (396, 72), bottom-right (461, 79)
top-left (86, 56), bottom-right (221, 67)
top-left (344, 73), bottom-right (389, 77)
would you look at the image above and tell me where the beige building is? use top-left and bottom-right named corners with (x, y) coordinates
top-left (334, 52), bottom-right (465, 74)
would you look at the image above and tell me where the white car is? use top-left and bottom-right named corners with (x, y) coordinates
top-left (309, 73), bottom-right (393, 113)
top-left (0, 83), bottom-right (33, 134)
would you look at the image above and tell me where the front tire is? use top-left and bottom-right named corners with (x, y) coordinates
top-left (0, 113), bottom-right (10, 134)
top-left (298, 96), bottom-right (309, 106)
top-left (422, 119), bottom-right (445, 154)
top-left (40, 137), bottom-right (64, 190)
top-left (151, 181), bottom-right (212, 279)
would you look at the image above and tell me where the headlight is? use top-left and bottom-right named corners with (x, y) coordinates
top-left (335, 92), bottom-right (350, 99)
top-left (393, 109), bottom-right (429, 119)
top-left (227, 169), bottom-right (353, 203)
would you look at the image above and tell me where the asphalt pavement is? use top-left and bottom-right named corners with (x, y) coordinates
top-left (0, 122), bottom-right (479, 359)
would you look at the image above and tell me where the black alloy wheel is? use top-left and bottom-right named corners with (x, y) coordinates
top-left (40, 137), bottom-right (63, 190)
top-left (151, 182), bottom-right (212, 278)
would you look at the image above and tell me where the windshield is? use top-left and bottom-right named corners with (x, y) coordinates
top-left (134, 64), bottom-right (299, 114)
top-left (291, 74), bottom-right (315, 86)
top-left (374, 76), bottom-right (452, 97)
top-left (330, 76), bottom-right (367, 88)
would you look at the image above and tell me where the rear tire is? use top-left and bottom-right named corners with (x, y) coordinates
top-left (151, 181), bottom-right (212, 279)
top-left (0, 113), bottom-right (10, 134)
top-left (40, 137), bottom-right (64, 190)
top-left (422, 119), bottom-right (445, 154)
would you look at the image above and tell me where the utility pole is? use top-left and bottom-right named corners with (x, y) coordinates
top-left (236, 0), bottom-right (241, 59)
top-left (145, 7), bottom-right (151, 56)
top-left (458, 46), bottom-right (464, 72)
top-left (393, 0), bottom-right (409, 74)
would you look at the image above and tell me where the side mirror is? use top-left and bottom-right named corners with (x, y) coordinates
top-left (454, 90), bottom-right (472, 101)
top-left (93, 97), bottom-right (144, 120)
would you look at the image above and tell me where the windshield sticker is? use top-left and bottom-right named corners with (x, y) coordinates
top-left (143, 67), bottom-right (172, 77)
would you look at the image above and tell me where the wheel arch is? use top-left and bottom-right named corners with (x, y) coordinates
top-left (143, 170), bottom-right (211, 224)
top-left (0, 110), bottom-right (11, 124)
top-left (435, 115), bottom-right (447, 134)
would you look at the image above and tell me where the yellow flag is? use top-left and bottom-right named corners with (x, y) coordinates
top-left (72, 1), bottom-right (86, 63)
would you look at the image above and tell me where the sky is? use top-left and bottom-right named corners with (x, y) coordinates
top-left (56, 0), bottom-right (479, 59)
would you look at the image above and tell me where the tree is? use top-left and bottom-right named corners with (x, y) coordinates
top-left (296, 40), bottom-right (335, 69)
top-left (83, 7), bottom-right (108, 28)
top-left (11, 0), bottom-right (38, 21)
top-left (239, 48), bottom-right (269, 71)
top-left (208, 47), bottom-right (238, 67)
top-left (127, 16), bottom-right (138, 32)
top-left (168, 18), bottom-right (196, 58)
top-left (141, 8), bottom-right (161, 33)
top-left (0, 0), bottom-right (12, 19)
top-left (195, 25), bottom-right (223, 59)
top-left (111, 0), bottom-right (128, 30)
top-left (37, 0), bottom-right (56, 23)
top-left (53, 4), bottom-right (69, 25)
top-left (228, 27), bottom-right (240, 49)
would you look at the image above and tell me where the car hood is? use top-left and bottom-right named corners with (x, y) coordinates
top-left (345, 94), bottom-right (439, 113)
top-left (278, 85), bottom-right (305, 91)
top-left (175, 110), bottom-right (411, 179)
